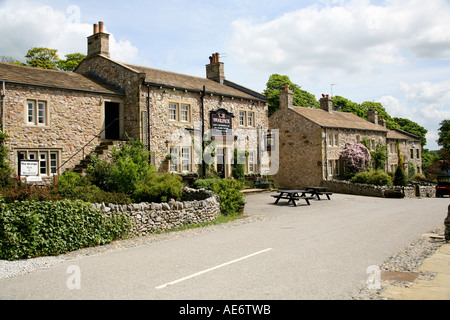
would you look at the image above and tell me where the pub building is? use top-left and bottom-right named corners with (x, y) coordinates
top-left (1, 22), bottom-right (270, 181)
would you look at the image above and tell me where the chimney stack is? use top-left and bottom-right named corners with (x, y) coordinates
top-left (320, 94), bottom-right (333, 113)
top-left (367, 109), bottom-right (378, 125)
top-left (87, 21), bottom-right (110, 58)
top-left (206, 52), bottom-right (225, 84)
top-left (279, 85), bottom-right (294, 110)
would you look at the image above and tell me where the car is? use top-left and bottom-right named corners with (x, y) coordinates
top-left (436, 175), bottom-right (450, 197)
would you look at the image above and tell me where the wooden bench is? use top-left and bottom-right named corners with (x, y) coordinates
top-left (305, 187), bottom-right (333, 200)
top-left (271, 194), bottom-right (315, 206)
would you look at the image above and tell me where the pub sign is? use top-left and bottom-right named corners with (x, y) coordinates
top-left (210, 108), bottom-right (233, 135)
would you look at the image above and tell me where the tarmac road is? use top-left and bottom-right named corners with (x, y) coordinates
top-left (0, 193), bottom-right (448, 300)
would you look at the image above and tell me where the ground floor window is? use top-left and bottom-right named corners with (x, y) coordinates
top-left (17, 149), bottom-right (60, 176)
top-left (169, 146), bottom-right (192, 173)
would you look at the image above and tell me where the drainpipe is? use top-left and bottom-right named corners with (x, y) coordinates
top-left (201, 85), bottom-right (206, 178)
top-left (324, 128), bottom-right (328, 181)
top-left (147, 85), bottom-right (151, 158)
top-left (1, 81), bottom-right (5, 133)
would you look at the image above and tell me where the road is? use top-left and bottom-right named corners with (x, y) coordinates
top-left (0, 193), bottom-right (448, 300)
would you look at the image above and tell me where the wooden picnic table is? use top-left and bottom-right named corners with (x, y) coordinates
top-left (271, 190), bottom-right (315, 206)
top-left (305, 186), bottom-right (333, 200)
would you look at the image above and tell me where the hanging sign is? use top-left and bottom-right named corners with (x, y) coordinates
top-left (210, 108), bottom-right (233, 135)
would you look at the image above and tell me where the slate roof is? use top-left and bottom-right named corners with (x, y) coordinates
top-left (0, 62), bottom-right (122, 95)
top-left (290, 106), bottom-right (388, 132)
top-left (122, 63), bottom-right (266, 102)
top-left (387, 128), bottom-right (420, 141)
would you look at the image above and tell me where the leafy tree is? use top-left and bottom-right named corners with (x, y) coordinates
top-left (394, 117), bottom-right (427, 148)
top-left (4, 48), bottom-right (85, 71)
top-left (437, 119), bottom-right (450, 170)
top-left (437, 120), bottom-right (450, 150)
top-left (57, 53), bottom-right (86, 71)
top-left (332, 96), bottom-right (366, 118)
top-left (264, 74), bottom-right (319, 116)
top-left (0, 56), bottom-right (25, 66)
top-left (361, 101), bottom-right (399, 130)
top-left (25, 47), bottom-right (60, 70)
top-left (393, 142), bottom-right (407, 186)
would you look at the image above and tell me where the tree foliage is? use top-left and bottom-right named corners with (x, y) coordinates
top-left (263, 74), bottom-right (319, 116)
top-left (1, 47), bottom-right (85, 72)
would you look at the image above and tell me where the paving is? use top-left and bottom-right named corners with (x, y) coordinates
top-left (379, 242), bottom-right (450, 300)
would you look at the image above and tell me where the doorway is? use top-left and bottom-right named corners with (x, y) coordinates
top-left (104, 102), bottom-right (120, 140)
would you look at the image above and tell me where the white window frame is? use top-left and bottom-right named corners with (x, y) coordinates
top-left (247, 150), bottom-right (255, 173)
top-left (328, 160), bottom-right (333, 176)
top-left (238, 110), bottom-right (256, 128)
top-left (169, 102), bottom-right (191, 123)
top-left (17, 149), bottom-right (60, 176)
top-left (169, 146), bottom-right (192, 173)
top-left (26, 100), bottom-right (48, 126)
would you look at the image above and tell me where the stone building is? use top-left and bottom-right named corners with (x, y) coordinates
top-left (269, 86), bottom-right (421, 188)
top-left (0, 21), bottom-right (269, 181)
top-left (0, 61), bottom-right (123, 180)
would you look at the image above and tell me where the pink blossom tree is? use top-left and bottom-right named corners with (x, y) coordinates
top-left (340, 143), bottom-right (371, 173)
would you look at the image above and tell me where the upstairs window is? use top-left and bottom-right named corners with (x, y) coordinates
top-left (168, 102), bottom-right (191, 123)
top-left (27, 100), bottom-right (47, 126)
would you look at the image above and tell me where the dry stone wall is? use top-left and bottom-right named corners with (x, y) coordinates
top-left (323, 179), bottom-right (436, 198)
top-left (93, 187), bottom-right (221, 236)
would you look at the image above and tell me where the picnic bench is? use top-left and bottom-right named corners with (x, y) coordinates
top-left (272, 190), bottom-right (315, 206)
top-left (305, 186), bottom-right (333, 200)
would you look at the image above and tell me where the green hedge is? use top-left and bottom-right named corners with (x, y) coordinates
top-left (0, 200), bottom-right (131, 261)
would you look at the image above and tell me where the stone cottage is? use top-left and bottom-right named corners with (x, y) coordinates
top-left (269, 86), bottom-right (421, 188)
top-left (0, 61), bottom-right (123, 180)
top-left (1, 21), bottom-right (269, 181)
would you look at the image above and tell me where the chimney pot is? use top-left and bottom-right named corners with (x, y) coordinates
top-left (93, 23), bottom-right (98, 34)
top-left (99, 21), bottom-right (104, 33)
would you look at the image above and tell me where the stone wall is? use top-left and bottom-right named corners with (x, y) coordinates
top-left (269, 108), bottom-right (324, 188)
top-left (93, 187), bottom-right (221, 236)
top-left (145, 85), bottom-right (269, 176)
top-left (323, 179), bottom-right (436, 198)
top-left (3, 83), bottom-right (119, 178)
top-left (76, 55), bottom-right (145, 140)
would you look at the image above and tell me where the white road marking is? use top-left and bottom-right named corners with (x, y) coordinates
top-left (155, 248), bottom-right (273, 289)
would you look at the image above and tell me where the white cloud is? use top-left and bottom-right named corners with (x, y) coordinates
top-left (229, 0), bottom-right (450, 74)
top-left (0, 0), bottom-right (139, 62)
top-left (379, 80), bottom-right (450, 150)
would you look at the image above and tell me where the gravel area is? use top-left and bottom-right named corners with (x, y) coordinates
top-left (352, 225), bottom-right (447, 300)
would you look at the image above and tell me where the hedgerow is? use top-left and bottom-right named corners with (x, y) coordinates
top-left (0, 199), bottom-right (132, 261)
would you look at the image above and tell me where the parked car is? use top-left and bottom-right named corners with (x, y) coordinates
top-left (436, 175), bottom-right (450, 197)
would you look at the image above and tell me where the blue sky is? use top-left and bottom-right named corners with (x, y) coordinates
top-left (1, 0), bottom-right (449, 150)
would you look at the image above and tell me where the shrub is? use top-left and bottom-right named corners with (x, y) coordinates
top-left (56, 171), bottom-right (131, 204)
top-left (350, 169), bottom-right (393, 186)
top-left (134, 172), bottom-right (183, 203)
top-left (192, 178), bottom-right (222, 190)
top-left (0, 179), bottom-right (61, 203)
top-left (211, 179), bottom-right (245, 216)
top-left (86, 139), bottom-right (156, 195)
top-left (341, 143), bottom-right (371, 173)
top-left (0, 200), bottom-right (131, 260)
